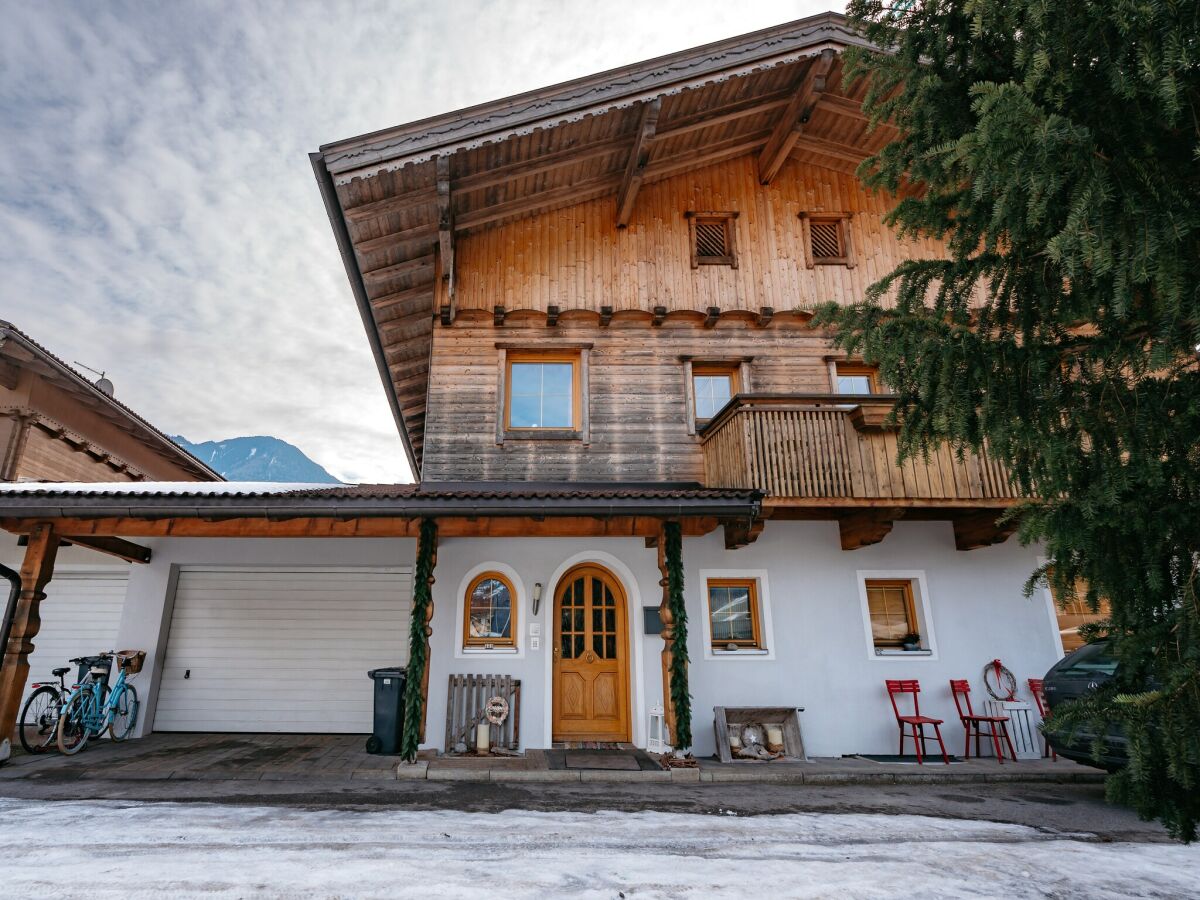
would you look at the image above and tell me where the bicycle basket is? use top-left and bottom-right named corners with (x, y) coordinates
top-left (116, 650), bottom-right (146, 674)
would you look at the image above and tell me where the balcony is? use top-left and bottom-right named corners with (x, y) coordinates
top-left (700, 395), bottom-right (1021, 550)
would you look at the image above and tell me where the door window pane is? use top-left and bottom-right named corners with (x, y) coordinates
top-left (509, 361), bottom-right (574, 428)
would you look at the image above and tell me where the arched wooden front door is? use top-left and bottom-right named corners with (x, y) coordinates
top-left (552, 564), bottom-right (631, 742)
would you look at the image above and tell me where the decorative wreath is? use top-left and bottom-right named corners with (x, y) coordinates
top-left (982, 658), bottom-right (1018, 701)
top-left (485, 695), bottom-right (510, 725)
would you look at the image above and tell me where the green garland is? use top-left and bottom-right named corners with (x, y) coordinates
top-left (400, 518), bottom-right (437, 762)
top-left (663, 521), bottom-right (692, 750)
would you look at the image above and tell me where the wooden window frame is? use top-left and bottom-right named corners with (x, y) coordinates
top-left (864, 578), bottom-right (918, 649)
top-left (463, 571), bottom-right (518, 649)
top-left (682, 356), bottom-right (752, 435)
top-left (706, 577), bottom-right (762, 650)
top-left (495, 345), bottom-right (590, 443)
top-left (831, 361), bottom-right (881, 395)
top-left (800, 212), bottom-right (855, 268)
top-left (686, 211), bottom-right (739, 269)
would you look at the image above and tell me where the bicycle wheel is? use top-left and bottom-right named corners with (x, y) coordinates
top-left (56, 690), bottom-right (92, 755)
top-left (109, 684), bottom-right (139, 741)
top-left (18, 686), bottom-right (60, 754)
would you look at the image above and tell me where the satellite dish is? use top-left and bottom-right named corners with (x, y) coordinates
top-left (96, 377), bottom-right (115, 398)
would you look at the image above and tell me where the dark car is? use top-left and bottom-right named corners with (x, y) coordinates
top-left (1042, 640), bottom-right (1128, 770)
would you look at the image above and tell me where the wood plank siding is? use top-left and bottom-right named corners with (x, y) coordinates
top-left (453, 155), bottom-right (944, 316)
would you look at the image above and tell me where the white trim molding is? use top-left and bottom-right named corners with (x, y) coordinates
top-left (856, 569), bottom-right (939, 661)
top-left (697, 568), bottom-right (776, 661)
top-left (453, 561), bottom-right (527, 659)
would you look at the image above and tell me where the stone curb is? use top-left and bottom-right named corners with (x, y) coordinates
top-left (396, 764), bottom-right (1105, 786)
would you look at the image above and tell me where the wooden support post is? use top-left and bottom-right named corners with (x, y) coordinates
top-left (0, 523), bottom-right (59, 748)
top-left (436, 155), bottom-right (455, 317)
top-left (758, 49), bottom-right (836, 185)
top-left (616, 98), bottom-right (662, 228)
top-left (419, 530), bottom-right (437, 743)
top-left (61, 535), bottom-right (151, 564)
top-left (656, 527), bottom-right (678, 747)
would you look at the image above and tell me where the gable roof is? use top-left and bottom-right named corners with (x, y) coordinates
top-left (0, 321), bottom-right (221, 481)
top-left (311, 11), bottom-right (882, 477)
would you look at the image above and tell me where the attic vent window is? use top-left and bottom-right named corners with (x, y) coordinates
top-left (686, 211), bottom-right (738, 269)
top-left (800, 213), bottom-right (855, 268)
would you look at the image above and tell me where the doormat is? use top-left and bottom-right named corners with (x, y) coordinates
top-left (547, 749), bottom-right (663, 771)
top-left (856, 754), bottom-right (964, 765)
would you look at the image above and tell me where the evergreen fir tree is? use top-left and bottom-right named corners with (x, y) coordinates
top-left (821, 1), bottom-right (1200, 839)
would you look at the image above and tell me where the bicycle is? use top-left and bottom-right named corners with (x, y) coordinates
top-left (17, 655), bottom-right (112, 754)
top-left (56, 650), bottom-right (144, 755)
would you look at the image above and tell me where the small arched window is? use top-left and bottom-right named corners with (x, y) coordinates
top-left (463, 572), bottom-right (517, 648)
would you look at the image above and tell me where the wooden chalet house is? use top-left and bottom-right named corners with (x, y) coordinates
top-left (1, 14), bottom-right (1077, 759)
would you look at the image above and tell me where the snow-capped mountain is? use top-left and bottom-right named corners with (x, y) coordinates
top-left (172, 435), bottom-right (340, 484)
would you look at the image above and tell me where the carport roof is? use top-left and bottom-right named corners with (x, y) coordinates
top-left (0, 480), bottom-right (762, 519)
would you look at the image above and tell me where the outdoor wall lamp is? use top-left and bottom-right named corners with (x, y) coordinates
top-left (532, 582), bottom-right (543, 615)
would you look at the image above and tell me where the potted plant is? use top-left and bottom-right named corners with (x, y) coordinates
top-left (901, 633), bottom-right (922, 652)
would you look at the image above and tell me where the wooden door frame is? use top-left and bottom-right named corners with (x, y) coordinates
top-left (550, 562), bottom-right (632, 743)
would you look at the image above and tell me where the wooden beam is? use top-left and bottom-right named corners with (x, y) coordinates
top-left (369, 283), bottom-right (436, 312)
top-left (353, 222), bottom-right (437, 257)
top-left (953, 512), bottom-right (1017, 551)
top-left (599, 306), bottom-right (614, 327)
top-left (342, 188), bottom-right (438, 224)
top-left (651, 306), bottom-right (667, 327)
top-left (817, 93), bottom-right (869, 123)
top-left (646, 131), bottom-right (772, 182)
top-left (453, 136), bottom-right (628, 193)
top-left (0, 514), bottom-right (723, 540)
top-left (704, 307), bottom-right (720, 329)
top-left (615, 99), bottom-right (661, 228)
top-left (546, 305), bottom-right (560, 327)
top-left (436, 155), bottom-right (455, 312)
top-left (0, 359), bottom-right (18, 390)
top-left (455, 175), bottom-right (620, 232)
top-left (838, 508), bottom-right (905, 550)
top-left (657, 90), bottom-right (793, 141)
top-left (439, 305), bottom-right (452, 327)
top-left (361, 254), bottom-right (435, 286)
top-left (758, 49), bottom-right (837, 185)
top-left (493, 305), bottom-right (506, 327)
top-left (756, 307), bottom-right (775, 327)
top-left (790, 134), bottom-right (871, 166)
top-left (62, 535), bottom-right (152, 564)
top-left (723, 516), bottom-right (765, 549)
top-left (0, 523), bottom-right (59, 749)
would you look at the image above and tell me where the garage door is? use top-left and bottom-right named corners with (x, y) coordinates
top-left (154, 566), bottom-right (412, 733)
top-left (24, 571), bottom-right (128, 700)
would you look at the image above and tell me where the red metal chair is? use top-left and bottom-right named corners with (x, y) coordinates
top-left (1028, 678), bottom-right (1057, 760)
top-left (950, 680), bottom-right (1018, 763)
top-left (885, 679), bottom-right (950, 764)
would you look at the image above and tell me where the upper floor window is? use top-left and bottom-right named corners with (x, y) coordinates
top-left (464, 572), bottom-right (517, 649)
top-left (833, 362), bottom-right (880, 395)
top-left (686, 211), bottom-right (738, 269)
top-left (505, 352), bottom-right (579, 430)
top-left (692, 364), bottom-right (739, 421)
top-left (800, 213), bottom-right (854, 268)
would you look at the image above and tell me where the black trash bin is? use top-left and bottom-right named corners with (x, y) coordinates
top-left (365, 667), bottom-right (407, 755)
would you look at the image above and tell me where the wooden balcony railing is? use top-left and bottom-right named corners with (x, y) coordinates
top-left (700, 394), bottom-right (1019, 508)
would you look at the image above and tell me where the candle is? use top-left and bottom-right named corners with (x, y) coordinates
top-left (476, 721), bottom-right (490, 753)
top-left (728, 732), bottom-right (742, 749)
top-left (765, 725), bottom-right (785, 752)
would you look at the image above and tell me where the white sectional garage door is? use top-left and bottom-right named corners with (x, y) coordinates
top-left (154, 566), bottom-right (412, 733)
top-left (24, 571), bottom-right (128, 700)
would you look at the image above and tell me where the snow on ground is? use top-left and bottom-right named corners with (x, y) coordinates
top-left (0, 799), bottom-right (1195, 899)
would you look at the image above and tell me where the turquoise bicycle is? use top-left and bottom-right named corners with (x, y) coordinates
top-left (56, 650), bottom-right (144, 755)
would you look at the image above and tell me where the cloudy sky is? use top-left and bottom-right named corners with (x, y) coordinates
top-left (2, 1), bottom-right (839, 483)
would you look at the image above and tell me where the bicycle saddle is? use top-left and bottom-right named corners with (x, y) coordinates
top-left (52, 666), bottom-right (70, 676)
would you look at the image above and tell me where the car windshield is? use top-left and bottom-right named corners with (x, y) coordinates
top-left (1058, 642), bottom-right (1118, 676)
